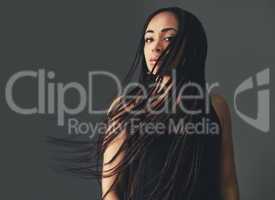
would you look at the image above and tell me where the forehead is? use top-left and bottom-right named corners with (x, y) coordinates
top-left (145, 11), bottom-right (178, 32)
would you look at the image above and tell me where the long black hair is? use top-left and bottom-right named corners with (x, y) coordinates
top-left (48, 6), bottom-right (213, 200)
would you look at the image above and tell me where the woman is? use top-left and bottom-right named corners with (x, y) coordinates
top-left (49, 6), bottom-right (240, 200)
top-left (100, 7), bottom-right (239, 200)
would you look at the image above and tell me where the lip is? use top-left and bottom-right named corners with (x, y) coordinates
top-left (149, 57), bottom-right (161, 65)
top-left (149, 57), bottom-right (159, 62)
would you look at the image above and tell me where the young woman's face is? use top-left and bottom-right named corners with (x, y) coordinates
top-left (144, 11), bottom-right (179, 75)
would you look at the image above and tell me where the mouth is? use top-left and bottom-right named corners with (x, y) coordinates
top-left (149, 57), bottom-right (161, 65)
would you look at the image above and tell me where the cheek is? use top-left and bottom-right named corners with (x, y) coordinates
top-left (144, 48), bottom-right (152, 70)
top-left (144, 47), bottom-right (148, 57)
top-left (144, 47), bottom-right (150, 62)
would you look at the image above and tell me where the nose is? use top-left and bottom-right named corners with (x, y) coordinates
top-left (152, 40), bottom-right (163, 53)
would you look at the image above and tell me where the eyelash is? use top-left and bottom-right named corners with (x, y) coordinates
top-left (144, 36), bottom-right (175, 43)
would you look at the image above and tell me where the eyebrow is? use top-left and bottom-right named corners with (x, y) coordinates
top-left (145, 27), bottom-right (178, 34)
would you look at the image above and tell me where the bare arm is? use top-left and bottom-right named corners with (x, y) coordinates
top-left (212, 95), bottom-right (240, 200)
top-left (101, 97), bottom-right (127, 200)
top-left (101, 131), bottom-right (126, 200)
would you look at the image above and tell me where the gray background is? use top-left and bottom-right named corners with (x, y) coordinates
top-left (0, 0), bottom-right (274, 199)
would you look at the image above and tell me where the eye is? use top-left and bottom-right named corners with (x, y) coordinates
top-left (164, 36), bottom-right (175, 42)
top-left (145, 37), bottom-right (153, 43)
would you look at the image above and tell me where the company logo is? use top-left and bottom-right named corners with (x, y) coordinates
top-left (3, 67), bottom-right (271, 134)
top-left (233, 68), bottom-right (270, 132)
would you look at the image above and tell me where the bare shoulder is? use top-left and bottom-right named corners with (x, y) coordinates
top-left (106, 96), bottom-right (128, 140)
top-left (210, 94), bottom-right (232, 129)
top-left (108, 95), bottom-right (141, 115)
top-left (107, 96), bottom-right (124, 114)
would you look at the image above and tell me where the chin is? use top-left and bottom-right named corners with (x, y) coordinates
top-left (148, 66), bottom-right (159, 74)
